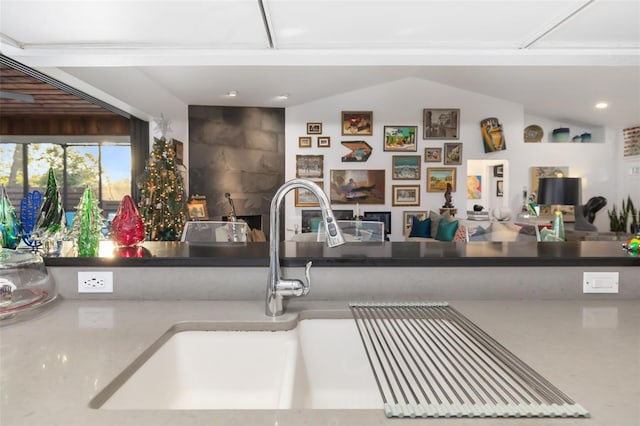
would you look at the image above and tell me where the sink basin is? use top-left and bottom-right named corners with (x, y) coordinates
top-left (93, 319), bottom-right (382, 410)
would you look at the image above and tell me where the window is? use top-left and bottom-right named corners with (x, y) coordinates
top-left (0, 141), bottom-right (131, 214)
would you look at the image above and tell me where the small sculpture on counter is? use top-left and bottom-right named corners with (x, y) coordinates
top-left (32, 168), bottom-right (65, 254)
top-left (111, 195), bottom-right (145, 247)
top-left (622, 233), bottom-right (640, 255)
top-left (0, 185), bottom-right (21, 249)
top-left (443, 183), bottom-right (454, 208)
top-left (575, 196), bottom-right (607, 231)
top-left (72, 186), bottom-right (104, 257)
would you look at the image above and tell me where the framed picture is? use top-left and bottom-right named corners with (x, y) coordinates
top-left (424, 147), bottom-right (442, 163)
top-left (363, 211), bottom-right (391, 235)
top-left (426, 167), bottom-right (457, 192)
top-left (403, 211), bottom-right (429, 236)
top-left (383, 126), bottom-right (417, 151)
top-left (298, 136), bottom-right (312, 148)
top-left (317, 136), bottom-right (331, 148)
top-left (307, 122), bottom-right (322, 134)
top-left (329, 169), bottom-right (385, 204)
top-left (341, 111), bottom-right (373, 136)
top-left (173, 139), bottom-right (184, 165)
top-left (296, 155), bottom-right (324, 179)
top-left (295, 182), bottom-right (324, 207)
top-left (443, 142), bottom-right (462, 165)
top-left (530, 166), bottom-right (569, 196)
top-left (496, 180), bottom-right (504, 197)
top-left (493, 164), bottom-right (504, 177)
top-left (341, 140), bottom-right (372, 162)
top-left (467, 175), bottom-right (482, 199)
top-left (423, 108), bottom-right (460, 140)
top-left (187, 199), bottom-right (208, 220)
top-left (392, 155), bottom-right (421, 180)
top-left (623, 126), bottom-right (640, 157)
top-left (392, 185), bottom-right (420, 206)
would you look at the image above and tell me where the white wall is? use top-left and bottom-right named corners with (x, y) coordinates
top-left (285, 77), bottom-right (623, 240)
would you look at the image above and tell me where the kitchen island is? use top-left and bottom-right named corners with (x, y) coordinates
top-left (1, 299), bottom-right (638, 426)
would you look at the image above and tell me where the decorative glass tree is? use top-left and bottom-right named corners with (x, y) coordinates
top-left (0, 184), bottom-right (21, 249)
top-left (111, 195), bottom-right (145, 247)
top-left (137, 137), bottom-right (188, 241)
top-left (33, 168), bottom-right (65, 253)
top-left (71, 186), bottom-right (104, 257)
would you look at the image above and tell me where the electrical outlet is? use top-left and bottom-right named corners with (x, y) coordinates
top-left (78, 271), bottom-right (113, 293)
top-left (583, 272), bottom-right (619, 294)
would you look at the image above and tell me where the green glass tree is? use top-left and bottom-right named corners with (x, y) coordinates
top-left (34, 168), bottom-right (65, 235)
top-left (0, 184), bottom-right (21, 249)
top-left (71, 186), bottom-right (104, 257)
top-left (137, 137), bottom-right (188, 241)
top-left (33, 168), bottom-right (65, 254)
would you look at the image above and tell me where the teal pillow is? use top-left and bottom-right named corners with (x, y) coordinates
top-left (409, 216), bottom-right (431, 238)
top-left (435, 219), bottom-right (459, 241)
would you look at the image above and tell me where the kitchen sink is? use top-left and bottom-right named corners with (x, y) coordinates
top-left (92, 318), bottom-right (381, 410)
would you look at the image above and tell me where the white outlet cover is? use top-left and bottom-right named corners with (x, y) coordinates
top-left (78, 271), bottom-right (114, 293)
top-left (583, 272), bottom-right (619, 294)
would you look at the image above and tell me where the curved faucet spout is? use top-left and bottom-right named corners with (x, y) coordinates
top-left (266, 179), bottom-right (345, 316)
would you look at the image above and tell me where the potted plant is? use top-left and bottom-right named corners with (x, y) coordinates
top-left (608, 196), bottom-right (637, 233)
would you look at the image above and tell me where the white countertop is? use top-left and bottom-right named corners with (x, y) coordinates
top-left (1, 299), bottom-right (638, 426)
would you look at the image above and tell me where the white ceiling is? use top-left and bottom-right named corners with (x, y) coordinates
top-left (1, 0), bottom-right (639, 128)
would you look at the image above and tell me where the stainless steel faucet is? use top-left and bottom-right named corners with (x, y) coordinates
top-left (266, 179), bottom-right (345, 316)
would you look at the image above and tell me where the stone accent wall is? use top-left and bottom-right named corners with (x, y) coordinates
top-left (188, 106), bottom-right (285, 233)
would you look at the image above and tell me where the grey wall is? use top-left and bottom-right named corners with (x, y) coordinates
top-left (188, 106), bottom-right (285, 232)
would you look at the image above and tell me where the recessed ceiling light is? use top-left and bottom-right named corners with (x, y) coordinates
top-left (277, 94), bottom-right (289, 100)
top-left (227, 90), bottom-right (238, 97)
top-left (595, 102), bottom-right (608, 109)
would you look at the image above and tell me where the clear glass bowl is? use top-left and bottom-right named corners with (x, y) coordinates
top-left (0, 249), bottom-right (57, 322)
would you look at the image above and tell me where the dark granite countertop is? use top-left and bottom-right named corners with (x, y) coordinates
top-left (42, 240), bottom-right (640, 268)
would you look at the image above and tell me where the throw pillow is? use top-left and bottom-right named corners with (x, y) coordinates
top-left (429, 210), bottom-right (451, 237)
top-left (435, 219), bottom-right (459, 241)
top-left (469, 225), bottom-right (488, 241)
top-left (452, 225), bottom-right (467, 242)
top-left (409, 216), bottom-right (431, 238)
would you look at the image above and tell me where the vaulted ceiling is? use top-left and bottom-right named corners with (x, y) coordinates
top-left (1, 0), bottom-right (638, 128)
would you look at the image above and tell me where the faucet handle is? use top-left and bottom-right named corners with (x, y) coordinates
top-left (302, 261), bottom-right (312, 295)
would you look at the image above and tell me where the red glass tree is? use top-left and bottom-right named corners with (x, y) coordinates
top-left (111, 195), bottom-right (145, 247)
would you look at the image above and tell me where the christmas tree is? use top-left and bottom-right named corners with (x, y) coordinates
top-left (138, 137), bottom-right (188, 241)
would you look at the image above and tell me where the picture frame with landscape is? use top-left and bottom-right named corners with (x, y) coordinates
top-left (295, 182), bottom-right (324, 207)
top-left (299, 136), bottom-right (312, 148)
top-left (187, 199), bottom-right (208, 220)
top-left (296, 155), bottom-right (323, 179)
top-left (392, 185), bottom-right (420, 206)
top-left (383, 126), bottom-right (418, 152)
top-left (427, 167), bottom-right (457, 192)
top-left (392, 155), bottom-right (421, 180)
